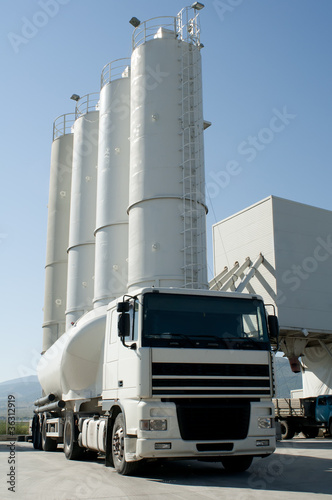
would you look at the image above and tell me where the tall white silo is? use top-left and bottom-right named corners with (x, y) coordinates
top-left (128, 8), bottom-right (208, 293)
top-left (42, 114), bottom-right (75, 353)
top-left (66, 94), bottom-right (99, 328)
top-left (94, 60), bottom-right (131, 307)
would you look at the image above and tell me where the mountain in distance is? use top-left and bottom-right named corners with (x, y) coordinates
top-left (0, 375), bottom-right (42, 419)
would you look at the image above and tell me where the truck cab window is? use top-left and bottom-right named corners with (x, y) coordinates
top-left (128, 300), bottom-right (139, 341)
top-left (142, 293), bottom-right (270, 349)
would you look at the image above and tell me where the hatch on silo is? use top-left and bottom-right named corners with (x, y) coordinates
top-left (154, 27), bottom-right (175, 39)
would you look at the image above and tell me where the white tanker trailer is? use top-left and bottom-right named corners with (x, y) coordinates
top-left (32, 5), bottom-right (279, 475)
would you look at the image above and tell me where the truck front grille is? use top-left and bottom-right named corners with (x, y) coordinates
top-left (174, 398), bottom-right (251, 440)
top-left (152, 362), bottom-right (271, 397)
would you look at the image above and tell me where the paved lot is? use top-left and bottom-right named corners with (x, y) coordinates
top-left (0, 438), bottom-right (331, 499)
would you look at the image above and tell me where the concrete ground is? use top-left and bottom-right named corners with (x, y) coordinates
top-left (0, 438), bottom-right (331, 500)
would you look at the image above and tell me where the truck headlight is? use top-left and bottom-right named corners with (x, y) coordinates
top-left (258, 417), bottom-right (272, 429)
top-left (140, 419), bottom-right (167, 431)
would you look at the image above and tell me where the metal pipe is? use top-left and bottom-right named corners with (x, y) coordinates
top-left (209, 266), bottom-right (228, 291)
top-left (220, 258), bottom-right (251, 291)
top-left (235, 254), bottom-right (264, 293)
top-left (34, 394), bottom-right (56, 407)
top-left (34, 400), bottom-right (65, 414)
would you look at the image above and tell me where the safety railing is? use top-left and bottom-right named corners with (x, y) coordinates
top-left (53, 113), bottom-right (75, 141)
top-left (132, 8), bottom-right (202, 50)
top-left (177, 6), bottom-right (202, 46)
top-left (132, 16), bottom-right (177, 50)
top-left (101, 58), bottom-right (131, 89)
top-left (75, 92), bottom-right (100, 119)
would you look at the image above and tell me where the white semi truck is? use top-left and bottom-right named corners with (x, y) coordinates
top-left (34, 287), bottom-right (278, 474)
top-left (32, 5), bottom-right (279, 475)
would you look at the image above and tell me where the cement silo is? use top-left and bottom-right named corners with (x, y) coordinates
top-left (66, 94), bottom-right (99, 328)
top-left (94, 60), bottom-right (131, 307)
top-left (42, 114), bottom-right (75, 353)
top-left (128, 8), bottom-right (208, 292)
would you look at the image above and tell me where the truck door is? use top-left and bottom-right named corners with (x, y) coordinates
top-left (117, 300), bottom-right (139, 398)
top-left (316, 396), bottom-right (329, 423)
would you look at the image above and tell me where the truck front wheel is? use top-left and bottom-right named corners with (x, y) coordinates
top-left (221, 455), bottom-right (253, 473)
top-left (302, 427), bottom-right (319, 439)
top-left (111, 413), bottom-right (138, 475)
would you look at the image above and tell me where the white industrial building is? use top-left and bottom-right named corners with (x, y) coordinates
top-left (212, 195), bottom-right (332, 396)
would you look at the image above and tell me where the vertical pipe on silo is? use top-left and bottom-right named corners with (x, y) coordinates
top-left (42, 114), bottom-right (74, 353)
top-left (128, 12), bottom-right (208, 293)
top-left (94, 60), bottom-right (131, 307)
top-left (66, 94), bottom-right (99, 328)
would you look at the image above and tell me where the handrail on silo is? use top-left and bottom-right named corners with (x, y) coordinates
top-left (101, 58), bottom-right (131, 89)
top-left (75, 92), bottom-right (100, 119)
top-left (53, 113), bottom-right (75, 141)
top-left (132, 16), bottom-right (177, 50)
top-left (131, 8), bottom-right (202, 50)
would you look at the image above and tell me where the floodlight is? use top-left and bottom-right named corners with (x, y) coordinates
top-left (70, 94), bottom-right (80, 101)
top-left (191, 2), bottom-right (205, 10)
top-left (129, 17), bottom-right (141, 28)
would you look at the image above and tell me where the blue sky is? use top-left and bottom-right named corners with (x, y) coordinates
top-left (0, 0), bottom-right (331, 383)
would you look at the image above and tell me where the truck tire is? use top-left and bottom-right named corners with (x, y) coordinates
top-left (32, 415), bottom-right (42, 450)
top-left (64, 415), bottom-right (84, 460)
top-left (221, 455), bottom-right (253, 473)
top-left (329, 420), bottom-right (332, 437)
top-left (111, 413), bottom-right (138, 475)
top-left (280, 420), bottom-right (295, 440)
top-left (302, 427), bottom-right (319, 439)
top-left (42, 418), bottom-right (57, 451)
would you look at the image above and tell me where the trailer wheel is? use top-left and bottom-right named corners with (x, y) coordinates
top-left (280, 420), bottom-right (295, 440)
top-left (32, 415), bottom-right (42, 450)
top-left (42, 418), bottom-right (57, 451)
top-left (64, 415), bottom-right (84, 460)
top-left (111, 413), bottom-right (138, 475)
top-left (221, 455), bottom-right (253, 473)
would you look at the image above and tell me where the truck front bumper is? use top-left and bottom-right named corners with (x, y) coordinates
top-left (125, 434), bottom-right (276, 462)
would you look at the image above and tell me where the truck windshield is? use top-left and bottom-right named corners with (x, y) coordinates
top-left (142, 293), bottom-right (270, 350)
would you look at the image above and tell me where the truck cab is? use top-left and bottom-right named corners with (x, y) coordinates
top-left (100, 287), bottom-right (278, 473)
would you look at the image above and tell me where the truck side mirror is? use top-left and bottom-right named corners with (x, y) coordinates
top-left (118, 313), bottom-right (130, 338)
top-left (268, 315), bottom-right (279, 346)
top-left (117, 301), bottom-right (130, 313)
